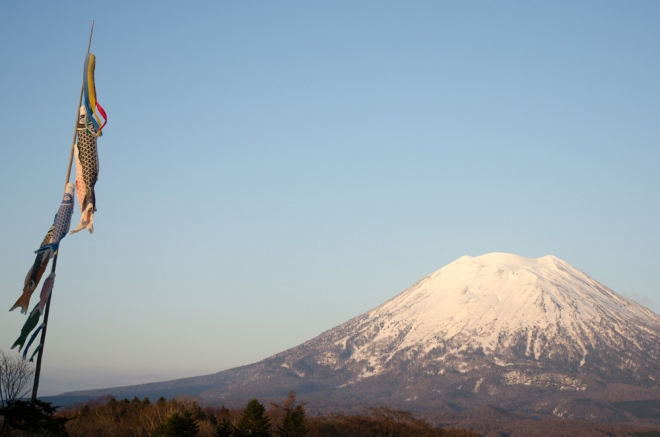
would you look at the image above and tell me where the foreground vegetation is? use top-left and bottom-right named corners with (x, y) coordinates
top-left (57, 392), bottom-right (478, 437)
top-left (0, 391), bottom-right (478, 436)
top-left (2, 392), bottom-right (660, 436)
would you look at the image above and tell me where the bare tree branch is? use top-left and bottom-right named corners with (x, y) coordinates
top-left (0, 350), bottom-right (34, 406)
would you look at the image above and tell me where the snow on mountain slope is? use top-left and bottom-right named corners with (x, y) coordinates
top-left (283, 253), bottom-right (660, 382)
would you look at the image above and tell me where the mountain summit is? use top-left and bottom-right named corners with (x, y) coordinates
top-left (65, 253), bottom-right (660, 421)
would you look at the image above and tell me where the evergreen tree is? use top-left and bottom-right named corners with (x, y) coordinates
top-left (214, 416), bottom-right (234, 437)
top-left (0, 399), bottom-right (68, 436)
top-left (158, 409), bottom-right (200, 436)
top-left (275, 405), bottom-right (309, 437)
top-left (234, 399), bottom-right (271, 437)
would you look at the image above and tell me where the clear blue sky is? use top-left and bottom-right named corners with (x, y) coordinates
top-left (1, 1), bottom-right (658, 395)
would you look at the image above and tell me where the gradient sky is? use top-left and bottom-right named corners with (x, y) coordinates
top-left (1, 1), bottom-right (659, 395)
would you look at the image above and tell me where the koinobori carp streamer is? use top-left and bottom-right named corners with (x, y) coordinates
top-left (29, 344), bottom-right (42, 362)
top-left (82, 53), bottom-right (106, 134)
top-left (35, 183), bottom-right (75, 258)
top-left (71, 107), bottom-right (100, 234)
top-left (11, 304), bottom-right (41, 352)
top-left (30, 272), bottom-right (55, 318)
top-left (10, 226), bottom-right (54, 314)
top-left (23, 323), bottom-right (44, 361)
top-left (11, 183), bottom-right (73, 314)
top-left (72, 53), bottom-right (106, 234)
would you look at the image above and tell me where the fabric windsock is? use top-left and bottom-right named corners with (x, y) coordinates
top-left (82, 53), bottom-right (106, 134)
top-left (71, 107), bottom-right (99, 235)
top-left (11, 304), bottom-right (41, 352)
top-left (35, 183), bottom-right (75, 258)
top-left (71, 54), bottom-right (105, 235)
top-left (30, 272), bottom-right (55, 318)
top-left (10, 226), bottom-right (54, 314)
top-left (22, 323), bottom-right (44, 361)
top-left (29, 344), bottom-right (42, 363)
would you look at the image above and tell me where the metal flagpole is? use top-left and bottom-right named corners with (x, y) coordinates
top-left (31, 21), bottom-right (95, 403)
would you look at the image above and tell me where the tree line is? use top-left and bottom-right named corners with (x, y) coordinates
top-left (57, 391), bottom-right (478, 437)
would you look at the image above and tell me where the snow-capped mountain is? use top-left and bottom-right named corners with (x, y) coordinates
top-left (287, 252), bottom-right (660, 383)
top-left (64, 253), bottom-right (660, 421)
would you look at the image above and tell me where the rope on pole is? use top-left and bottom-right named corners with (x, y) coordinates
top-left (31, 21), bottom-right (95, 404)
